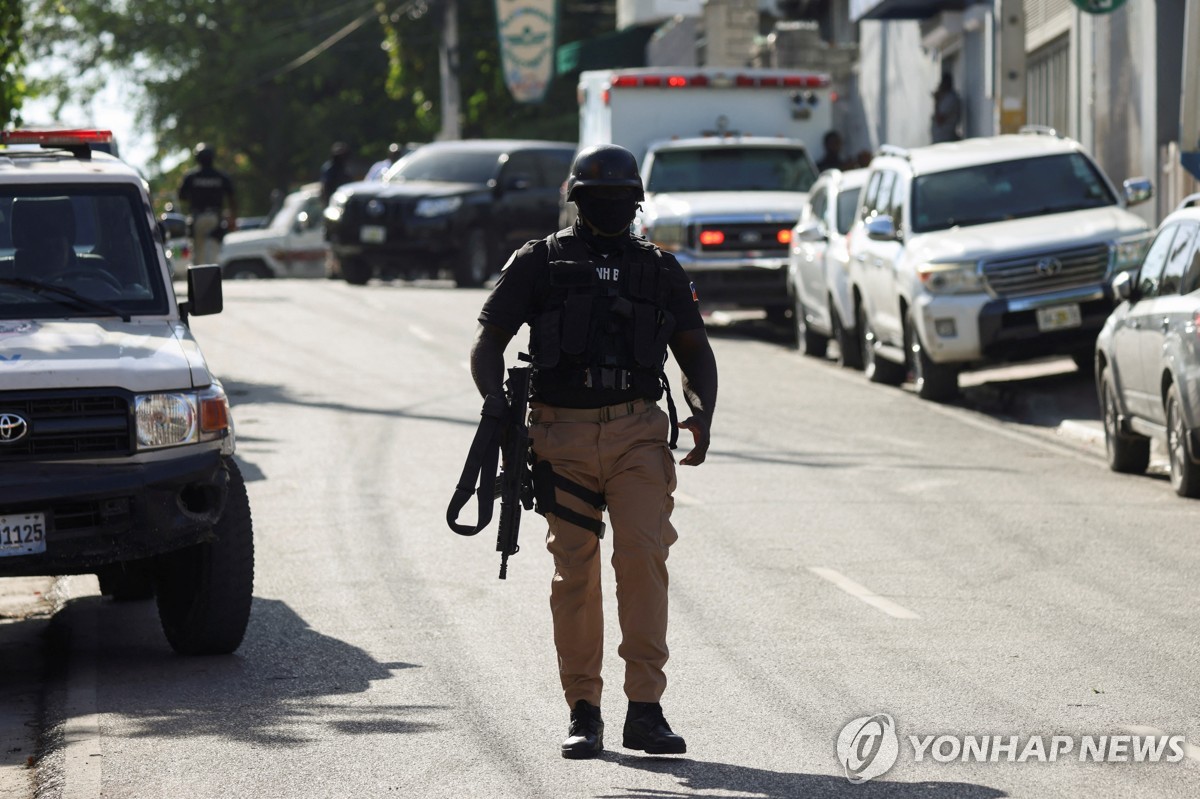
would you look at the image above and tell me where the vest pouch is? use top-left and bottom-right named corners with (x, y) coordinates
top-left (532, 308), bottom-right (562, 368)
top-left (560, 293), bottom-right (593, 356)
top-left (633, 303), bottom-right (674, 368)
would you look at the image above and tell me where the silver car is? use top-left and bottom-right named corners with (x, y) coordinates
top-left (786, 168), bottom-right (868, 366)
top-left (1095, 206), bottom-right (1200, 497)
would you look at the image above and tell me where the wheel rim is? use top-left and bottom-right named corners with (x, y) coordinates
top-left (794, 296), bottom-right (807, 353)
top-left (860, 311), bottom-right (875, 373)
top-left (907, 325), bottom-right (923, 389)
top-left (1168, 397), bottom-right (1186, 490)
top-left (1103, 384), bottom-right (1119, 462)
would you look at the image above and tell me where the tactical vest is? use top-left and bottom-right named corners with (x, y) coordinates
top-left (529, 229), bottom-right (676, 401)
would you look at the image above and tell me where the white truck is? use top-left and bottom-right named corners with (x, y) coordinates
top-left (219, 183), bottom-right (327, 279)
top-left (577, 67), bottom-right (833, 318)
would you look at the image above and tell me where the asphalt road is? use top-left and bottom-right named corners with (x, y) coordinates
top-left (4, 279), bottom-right (1198, 798)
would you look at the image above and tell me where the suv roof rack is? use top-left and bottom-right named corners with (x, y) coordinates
top-left (876, 144), bottom-right (911, 160)
top-left (1018, 125), bottom-right (1062, 138)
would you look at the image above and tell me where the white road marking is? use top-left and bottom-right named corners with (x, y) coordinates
top-left (1126, 726), bottom-right (1200, 762)
top-left (408, 324), bottom-right (434, 342)
top-left (808, 566), bottom-right (921, 619)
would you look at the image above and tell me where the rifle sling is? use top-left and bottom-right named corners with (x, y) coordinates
top-left (446, 394), bottom-right (508, 536)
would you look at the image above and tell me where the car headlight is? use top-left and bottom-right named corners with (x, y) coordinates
top-left (917, 261), bottom-right (984, 295)
top-left (415, 196), bottom-right (463, 218)
top-left (323, 192), bottom-right (348, 224)
top-left (135, 384), bottom-right (234, 454)
top-left (1111, 232), bottom-right (1153, 274)
top-left (647, 222), bottom-right (687, 252)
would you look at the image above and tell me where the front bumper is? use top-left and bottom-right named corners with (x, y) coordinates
top-left (913, 285), bottom-right (1113, 365)
top-left (328, 215), bottom-right (461, 269)
top-left (675, 253), bottom-right (789, 310)
top-left (0, 449), bottom-right (230, 577)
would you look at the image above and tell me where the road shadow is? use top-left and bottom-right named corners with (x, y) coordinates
top-left (597, 753), bottom-right (1007, 799)
top-left (957, 366), bottom-right (1099, 429)
top-left (41, 595), bottom-right (439, 747)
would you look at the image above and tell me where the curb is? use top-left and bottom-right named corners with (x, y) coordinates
top-left (0, 576), bottom-right (56, 799)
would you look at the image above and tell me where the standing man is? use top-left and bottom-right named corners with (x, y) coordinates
top-left (931, 72), bottom-right (963, 143)
top-left (366, 143), bottom-right (401, 181)
top-left (469, 144), bottom-right (718, 760)
top-left (320, 142), bottom-right (353, 206)
top-left (817, 130), bottom-right (844, 172)
top-left (178, 143), bottom-right (237, 266)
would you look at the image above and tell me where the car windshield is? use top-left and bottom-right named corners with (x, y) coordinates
top-left (836, 185), bottom-right (862, 234)
top-left (386, 149), bottom-right (501, 185)
top-left (0, 186), bottom-right (169, 319)
top-left (645, 147), bottom-right (817, 193)
top-left (911, 153), bottom-right (1117, 233)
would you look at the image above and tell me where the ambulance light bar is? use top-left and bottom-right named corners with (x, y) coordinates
top-left (1, 129), bottom-right (114, 147)
top-left (609, 73), bottom-right (829, 90)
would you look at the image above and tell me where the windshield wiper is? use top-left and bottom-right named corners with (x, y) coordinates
top-left (0, 277), bottom-right (131, 321)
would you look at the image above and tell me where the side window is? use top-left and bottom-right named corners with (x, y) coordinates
top-left (1138, 225), bottom-right (1178, 298)
top-left (875, 171), bottom-right (896, 221)
top-left (860, 171), bottom-right (883, 222)
top-left (1184, 228), bottom-right (1200, 295)
top-left (501, 152), bottom-right (541, 189)
top-left (887, 173), bottom-right (907, 228)
top-left (836, 185), bottom-right (862, 234)
top-left (536, 151), bottom-right (574, 190)
top-left (1159, 223), bottom-right (1197, 296)
top-left (808, 187), bottom-right (828, 227)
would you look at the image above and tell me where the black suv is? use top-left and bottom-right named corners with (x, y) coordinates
top-left (323, 139), bottom-right (575, 287)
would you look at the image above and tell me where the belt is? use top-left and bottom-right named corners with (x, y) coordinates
top-left (530, 398), bottom-right (652, 424)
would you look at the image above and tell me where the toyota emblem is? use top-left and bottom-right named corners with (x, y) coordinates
top-left (0, 413), bottom-right (29, 443)
top-left (740, 231), bottom-right (762, 244)
top-left (1036, 256), bottom-right (1063, 277)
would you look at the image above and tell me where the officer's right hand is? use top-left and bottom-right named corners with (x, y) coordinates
top-left (677, 416), bottom-right (709, 466)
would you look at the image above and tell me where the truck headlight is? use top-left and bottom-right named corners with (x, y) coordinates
top-left (135, 384), bottom-right (234, 453)
top-left (323, 191), bottom-right (348, 224)
top-left (917, 261), bottom-right (984, 295)
top-left (415, 196), bottom-right (463, 218)
top-left (647, 222), bottom-right (687, 252)
top-left (1111, 232), bottom-right (1153, 274)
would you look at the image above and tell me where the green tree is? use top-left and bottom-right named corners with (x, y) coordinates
top-left (23, 0), bottom-right (614, 213)
top-left (0, 0), bottom-right (25, 125)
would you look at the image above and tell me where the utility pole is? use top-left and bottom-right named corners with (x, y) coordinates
top-left (438, 0), bottom-right (462, 140)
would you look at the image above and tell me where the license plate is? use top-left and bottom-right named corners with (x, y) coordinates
top-left (0, 512), bottom-right (47, 557)
top-left (360, 225), bottom-right (386, 244)
top-left (1035, 303), bottom-right (1082, 332)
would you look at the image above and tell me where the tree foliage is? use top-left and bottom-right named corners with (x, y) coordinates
top-left (23, 0), bottom-right (610, 214)
top-left (0, 0), bottom-right (25, 125)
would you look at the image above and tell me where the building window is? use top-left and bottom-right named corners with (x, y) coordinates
top-left (1027, 34), bottom-right (1070, 136)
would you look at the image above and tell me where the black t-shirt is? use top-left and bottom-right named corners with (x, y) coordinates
top-left (479, 230), bottom-right (704, 408)
top-left (179, 166), bottom-right (235, 214)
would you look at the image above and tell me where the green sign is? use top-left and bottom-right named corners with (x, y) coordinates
top-left (1069, 0), bottom-right (1129, 14)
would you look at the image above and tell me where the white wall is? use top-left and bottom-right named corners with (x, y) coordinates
top-left (856, 21), bottom-right (940, 149)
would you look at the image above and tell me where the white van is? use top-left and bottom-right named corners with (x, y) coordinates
top-left (219, 182), bottom-right (327, 279)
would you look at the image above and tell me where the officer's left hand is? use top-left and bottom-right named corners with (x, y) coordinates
top-left (677, 416), bottom-right (710, 466)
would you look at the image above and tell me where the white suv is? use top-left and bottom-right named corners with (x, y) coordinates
top-left (0, 129), bottom-right (254, 655)
top-left (848, 130), bottom-right (1153, 401)
top-left (219, 183), bottom-right (327, 279)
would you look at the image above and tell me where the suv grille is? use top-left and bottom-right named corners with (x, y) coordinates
top-left (0, 393), bottom-right (132, 460)
top-left (982, 243), bottom-right (1111, 298)
top-left (697, 222), bottom-right (793, 254)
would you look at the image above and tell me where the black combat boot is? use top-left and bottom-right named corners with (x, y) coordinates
top-left (623, 701), bottom-right (687, 754)
top-left (561, 699), bottom-right (604, 759)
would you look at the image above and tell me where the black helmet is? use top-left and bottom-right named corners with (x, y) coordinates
top-left (194, 142), bottom-right (214, 165)
top-left (566, 144), bottom-right (644, 202)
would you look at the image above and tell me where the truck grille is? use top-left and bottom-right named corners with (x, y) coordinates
top-left (982, 243), bottom-right (1111, 298)
top-left (0, 393), bottom-right (132, 460)
top-left (696, 222), bottom-right (794, 254)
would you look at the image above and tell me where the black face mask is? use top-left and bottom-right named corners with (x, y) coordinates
top-left (576, 196), bottom-right (639, 236)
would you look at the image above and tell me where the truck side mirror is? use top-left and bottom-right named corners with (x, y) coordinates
top-left (1123, 178), bottom-right (1153, 207)
top-left (1111, 269), bottom-right (1138, 304)
top-left (184, 264), bottom-right (224, 317)
top-left (796, 222), bottom-right (827, 242)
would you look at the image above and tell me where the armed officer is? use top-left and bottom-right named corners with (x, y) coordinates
top-left (178, 143), bottom-right (237, 266)
top-left (470, 144), bottom-right (718, 759)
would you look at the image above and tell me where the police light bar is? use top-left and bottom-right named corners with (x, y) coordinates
top-left (1, 129), bottom-right (113, 147)
top-left (607, 72), bottom-right (828, 90)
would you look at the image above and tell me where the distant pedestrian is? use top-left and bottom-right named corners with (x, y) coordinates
top-left (320, 142), bottom-right (353, 206)
top-left (817, 131), bottom-right (845, 172)
top-left (366, 143), bottom-right (402, 181)
top-left (178, 143), bottom-right (237, 266)
top-left (931, 72), bottom-right (963, 143)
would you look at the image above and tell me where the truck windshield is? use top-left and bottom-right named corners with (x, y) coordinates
top-left (911, 153), bottom-right (1117, 233)
top-left (646, 147), bottom-right (817, 193)
top-left (0, 186), bottom-right (169, 319)
top-left (386, 149), bottom-right (500, 185)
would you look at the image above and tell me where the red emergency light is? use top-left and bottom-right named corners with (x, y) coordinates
top-left (699, 230), bottom-right (725, 246)
top-left (777, 229), bottom-right (792, 245)
top-left (1, 128), bottom-right (113, 146)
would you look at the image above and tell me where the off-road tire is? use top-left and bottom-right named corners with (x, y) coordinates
top-left (906, 311), bottom-right (958, 402)
top-left (456, 229), bottom-right (490, 288)
top-left (793, 296), bottom-right (828, 358)
top-left (155, 458), bottom-right (255, 655)
top-left (97, 559), bottom-right (156, 601)
top-left (859, 304), bottom-right (905, 385)
top-left (225, 260), bottom-right (272, 280)
top-left (1166, 384), bottom-right (1200, 498)
top-left (1101, 371), bottom-right (1149, 474)
top-left (341, 257), bottom-right (372, 286)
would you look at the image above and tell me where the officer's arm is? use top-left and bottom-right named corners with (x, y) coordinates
top-left (669, 327), bottom-right (718, 466)
top-left (470, 322), bottom-right (514, 400)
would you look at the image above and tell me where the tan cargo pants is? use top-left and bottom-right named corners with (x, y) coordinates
top-left (528, 399), bottom-right (678, 709)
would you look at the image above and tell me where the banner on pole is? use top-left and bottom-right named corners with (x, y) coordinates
top-left (495, 0), bottom-right (557, 103)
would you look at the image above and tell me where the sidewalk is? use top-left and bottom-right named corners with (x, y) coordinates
top-left (0, 576), bottom-right (56, 799)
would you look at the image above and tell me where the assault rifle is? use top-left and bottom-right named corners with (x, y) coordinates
top-left (446, 363), bottom-right (534, 579)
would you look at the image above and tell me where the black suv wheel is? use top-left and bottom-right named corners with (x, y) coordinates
top-left (1101, 371), bottom-right (1149, 474)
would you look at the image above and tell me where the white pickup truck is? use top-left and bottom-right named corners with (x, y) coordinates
top-left (577, 68), bottom-right (830, 317)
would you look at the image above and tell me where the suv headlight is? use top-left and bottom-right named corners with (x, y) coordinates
top-left (647, 222), bottom-right (687, 252)
top-left (135, 384), bottom-right (235, 454)
top-left (917, 261), bottom-right (984, 295)
top-left (415, 196), bottom-right (463, 218)
top-left (1111, 232), bottom-right (1153, 274)
top-left (324, 191), bottom-right (349, 224)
